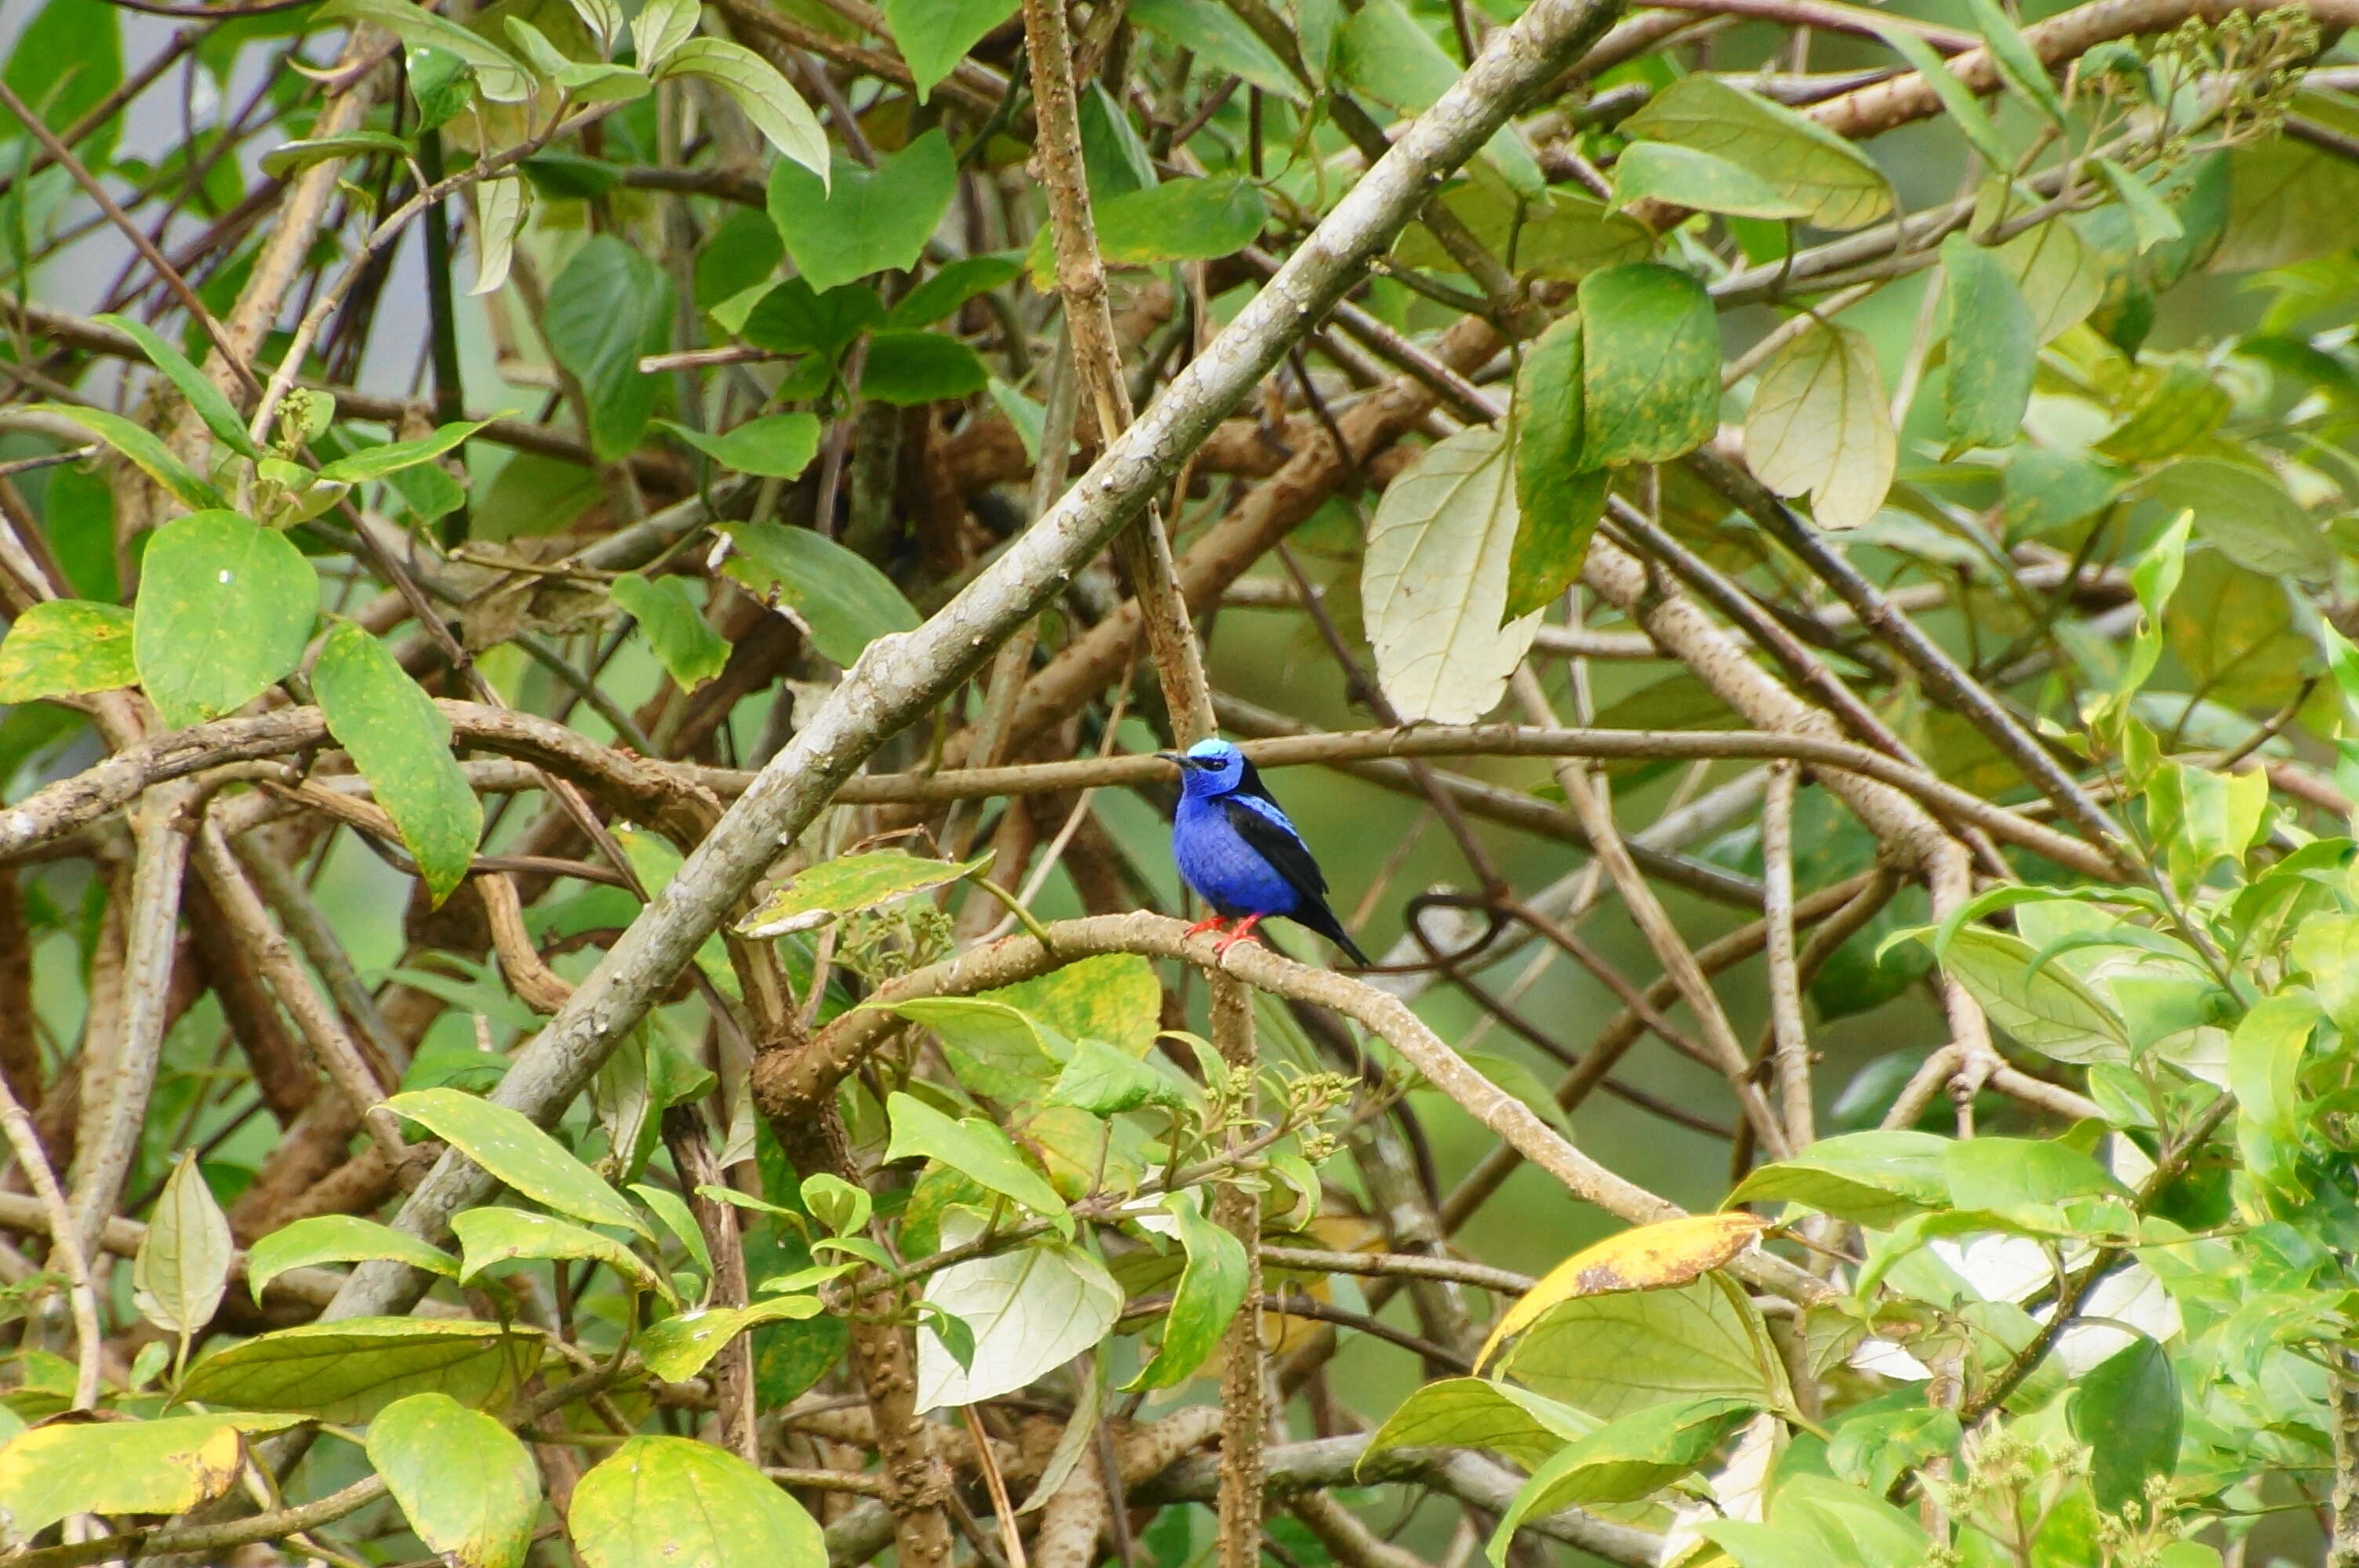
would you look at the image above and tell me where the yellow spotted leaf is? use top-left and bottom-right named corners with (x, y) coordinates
top-left (1477, 1212), bottom-right (1768, 1370)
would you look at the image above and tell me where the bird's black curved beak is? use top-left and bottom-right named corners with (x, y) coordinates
top-left (1155, 750), bottom-right (1194, 771)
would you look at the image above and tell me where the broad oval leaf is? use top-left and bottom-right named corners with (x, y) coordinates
top-left (1480, 1214), bottom-right (1769, 1368)
top-left (247, 1214), bottom-right (460, 1303)
top-left (637, 1297), bottom-right (826, 1382)
top-left (133, 1152), bottom-right (232, 1341)
top-left (980, 953), bottom-right (1161, 1057)
top-left (131, 509), bottom-right (318, 730)
top-left (882, 1091), bottom-right (1069, 1229)
top-left (1939, 234), bottom-right (2036, 455)
top-left (1743, 319), bottom-right (1894, 532)
top-left (2070, 1334), bottom-right (2181, 1514)
top-left (450, 1207), bottom-right (675, 1303)
top-left (663, 38), bottom-right (828, 179)
top-left (1361, 1377), bottom-right (1598, 1473)
top-left (1578, 264), bottom-right (1721, 466)
top-left (1126, 1191), bottom-right (1249, 1389)
top-left (384, 1087), bottom-right (649, 1236)
top-left (883, 0), bottom-right (1016, 101)
top-left (609, 572), bottom-right (730, 691)
top-left (570, 1436), bottom-right (824, 1568)
top-left (1363, 424), bottom-right (1542, 724)
top-left (368, 1392), bottom-right (540, 1568)
top-left (1493, 1272), bottom-right (1793, 1419)
top-left (1491, 1394), bottom-right (1757, 1548)
top-left (767, 129), bottom-right (954, 293)
top-left (914, 1238), bottom-right (1123, 1410)
top-left (736, 848), bottom-right (987, 937)
top-left (1508, 314), bottom-right (1605, 619)
top-left (180, 1317), bottom-right (543, 1421)
top-left (0, 1415), bottom-right (249, 1537)
top-left (1724, 1130), bottom-right (1953, 1229)
top-left (1938, 926), bottom-right (2132, 1062)
top-left (0, 600), bottom-right (136, 703)
top-left (314, 621), bottom-right (482, 906)
top-left (861, 330), bottom-right (990, 406)
top-left (1612, 142), bottom-right (1811, 223)
top-left (717, 520), bottom-right (919, 666)
top-left (547, 236), bottom-right (674, 463)
top-left (2139, 456), bottom-right (2331, 581)
top-left (875, 996), bottom-right (1061, 1102)
top-left (657, 411), bottom-right (820, 479)
top-left (1089, 175), bottom-right (1269, 270)
top-left (1621, 71), bottom-right (1890, 229)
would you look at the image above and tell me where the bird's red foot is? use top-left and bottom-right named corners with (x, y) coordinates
top-left (1213, 915), bottom-right (1264, 957)
top-left (1182, 914), bottom-right (1229, 942)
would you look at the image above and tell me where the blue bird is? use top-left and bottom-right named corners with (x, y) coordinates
top-left (1158, 738), bottom-right (1370, 966)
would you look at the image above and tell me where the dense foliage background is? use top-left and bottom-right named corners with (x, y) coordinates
top-left (3, 0), bottom-right (2359, 1561)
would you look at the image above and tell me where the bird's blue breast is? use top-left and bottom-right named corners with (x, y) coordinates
top-left (1172, 795), bottom-right (1304, 918)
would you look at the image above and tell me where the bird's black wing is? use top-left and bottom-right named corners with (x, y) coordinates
top-left (1217, 793), bottom-right (1370, 966)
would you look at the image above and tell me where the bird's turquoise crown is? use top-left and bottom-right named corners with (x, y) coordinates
top-left (1184, 738), bottom-right (1238, 761)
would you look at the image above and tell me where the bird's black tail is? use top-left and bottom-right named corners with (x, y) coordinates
top-left (1294, 895), bottom-right (1371, 967)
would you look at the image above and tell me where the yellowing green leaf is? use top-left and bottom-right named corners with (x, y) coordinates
top-left (1743, 319), bottom-right (1893, 532)
top-left (131, 510), bottom-right (318, 730)
top-left (0, 599), bottom-right (135, 703)
top-left (570, 1436), bottom-right (825, 1568)
top-left (610, 572), bottom-right (729, 691)
top-left (180, 1317), bottom-right (542, 1421)
top-left (1579, 263), bottom-right (1721, 466)
top-left (736, 848), bottom-right (987, 937)
top-left (368, 1392), bottom-right (540, 1568)
top-left (314, 622), bottom-right (482, 906)
top-left (246, 1214), bottom-right (460, 1303)
top-left (1479, 1214), bottom-right (1768, 1369)
top-left (0, 1416), bottom-right (248, 1537)
top-left (1620, 72), bottom-right (1889, 229)
top-left (385, 1087), bottom-right (649, 1236)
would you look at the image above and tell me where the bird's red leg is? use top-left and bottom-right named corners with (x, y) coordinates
top-left (1213, 914), bottom-right (1264, 956)
top-left (1182, 913), bottom-right (1229, 942)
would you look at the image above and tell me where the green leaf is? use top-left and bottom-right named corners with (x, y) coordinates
top-left (1619, 71), bottom-right (1889, 229)
top-left (767, 129), bottom-right (954, 293)
top-left (1962, 0), bottom-right (2066, 126)
top-left (629, 0), bottom-right (697, 69)
top-left (667, 40), bottom-right (827, 179)
top-left (1994, 218), bottom-right (2103, 347)
top-left (26, 403), bottom-right (225, 510)
top-left (637, 1297), bottom-right (826, 1381)
top-left (658, 412), bottom-right (820, 479)
top-left (1361, 1377), bottom-right (1598, 1473)
top-left (736, 848), bottom-right (986, 937)
top-left (1127, 1192), bottom-right (1249, 1389)
top-left (889, 255), bottom-right (1023, 329)
top-left (1490, 1396), bottom-right (1756, 1555)
top-left (1394, 177), bottom-right (1652, 281)
top-left (368, 1392), bottom-right (540, 1568)
top-left (801, 1172), bottom-right (871, 1236)
top-left (2093, 157), bottom-right (2186, 253)
top-left (883, 0), bottom-right (1016, 101)
top-left (570, 1436), bottom-right (825, 1568)
top-left (1363, 423), bottom-right (1539, 724)
top-left (1938, 926), bottom-right (2132, 1062)
top-left (180, 1317), bottom-right (541, 1421)
top-left (471, 176), bottom-right (528, 297)
top-left (320, 0), bottom-right (533, 100)
top-left (0, 1415), bottom-right (249, 1538)
top-left (877, 996), bottom-right (1061, 1102)
top-left (1507, 315), bottom-right (1603, 621)
top-left (247, 1214), bottom-right (460, 1303)
top-left (93, 311), bottom-right (262, 460)
top-left (2138, 457), bottom-right (2330, 581)
top-left (2228, 993), bottom-right (2316, 1196)
top-left (131, 509), bottom-right (317, 730)
top-left (1611, 142), bottom-right (1810, 222)
top-left (384, 1087), bottom-right (649, 1236)
top-left (1939, 234), bottom-right (2035, 455)
top-left (740, 278), bottom-right (884, 358)
top-left (1826, 1404), bottom-right (1961, 1497)
top-left (545, 235), bottom-right (674, 463)
top-left (2213, 114), bottom-right (2359, 271)
top-left (980, 954), bottom-right (1161, 1058)
top-left (717, 520), bottom-right (919, 666)
top-left (1725, 1130), bottom-right (1953, 1229)
top-left (1067, 176), bottom-right (1269, 277)
top-left (1874, 27), bottom-right (2010, 172)
top-left (1704, 1475), bottom-right (1929, 1568)
top-left (914, 1234), bottom-right (1122, 1408)
top-left (1942, 1135), bottom-right (2132, 1214)
top-left (1743, 318), bottom-right (1893, 532)
top-left (2070, 1335), bottom-right (2180, 1514)
top-left (1336, 0), bottom-right (1457, 111)
top-left (260, 131), bottom-right (419, 180)
top-left (313, 622), bottom-right (482, 905)
top-left (862, 331), bottom-right (990, 406)
top-left (883, 1091), bottom-right (1070, 1232)
top-left (1130, 0), bottom-right (1299, 97)
top-left (1049, 1036), bottom-right (1192, 1115)
top-left (133, 1151), bottom-right (232, 1341)
top-left (315, 419), bottom-right (491, 484)
top-left (451, 1207), bottom-right (674, 1303)
top-left (609, 572), bottom-right (729, 691)
top-left (0, 599), bottom-right (136, 703)
top-left (3, 0), bottom-right (123, 162)
top-left (630, 1181), bottom-right (714, 1273)
top-left (1496, 1272), bottom-right (1791, 1418)
top-left (1578, 264), bottom-right (1719, 466)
